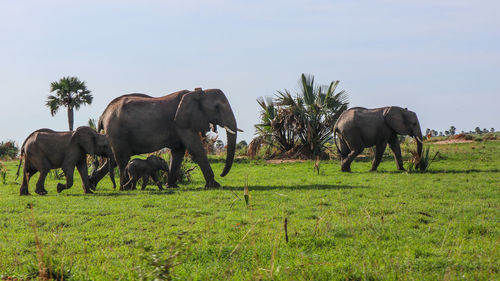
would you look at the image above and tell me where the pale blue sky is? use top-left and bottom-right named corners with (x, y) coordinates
top-left (1, 0), bottom-right (499, 145)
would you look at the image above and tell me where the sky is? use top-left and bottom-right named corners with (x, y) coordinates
top-left (1, 0), bottom-right (499, 145)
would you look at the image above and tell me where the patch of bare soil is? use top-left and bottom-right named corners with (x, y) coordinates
top-left (434, 139), bottom-right (473, 144)
top-left (266, 159), bottom-right (307, 164)
top-left (433, 133), bottom-right (473, 144)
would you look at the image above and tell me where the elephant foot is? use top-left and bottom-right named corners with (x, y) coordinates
top-left (341, 167), bottom-right (352, 172)
top-left (205, 180), bottom-right (221, 188)
top-left (20, 189), bottom-right (30, 196)
top-left (157, 186), bottom-right (164, 191)
top-left (369, 168), bottom-right (378, 172)
top-left (57, 183), bottom-right (66, 193)
top-left (84, 189), bottom-right (94, 194)
top-left (166, 183), bottom-right (179, 188)
top-left (35, 189), bottom-right (48, 196)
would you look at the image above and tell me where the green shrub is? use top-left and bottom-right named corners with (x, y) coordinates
top-left (0, 140), bottom-right (19, 159)
top-left (406, 146), bottom-right (439, 172)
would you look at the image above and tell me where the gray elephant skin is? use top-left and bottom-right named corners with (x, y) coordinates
top-left (93, 88), bottom-right (238, 190)
top-left (123, 155), bottom-right (169, 190)
top-left (334, 106), bottom-right (423, 172)
top-left (17, 126), bottom-right (115, 195)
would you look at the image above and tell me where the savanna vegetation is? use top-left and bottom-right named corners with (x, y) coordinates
top-left (250, 74), bottom-right (349, 160)
top-left (0, 139), bottom-right (499, 280)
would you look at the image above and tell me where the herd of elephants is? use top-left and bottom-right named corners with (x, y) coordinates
top-left (15, 88), bottom-right (423, 196)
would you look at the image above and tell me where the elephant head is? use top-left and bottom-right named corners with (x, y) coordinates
top-left (72, 126), bottom-right (116, 188)
top-left (146, 155), bottom-right (169, 172)
top-left (383, 106), bottom-right (423, 157)
top-left (174, 88), bottom-right (238, 177)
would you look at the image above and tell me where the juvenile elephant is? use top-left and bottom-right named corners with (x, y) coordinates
top-left (91, 88), bottom-right (239, 190)
top-left (17, 126), bottom-right (115, 195)
top-left (334, 106), bottom-right (423, 172)
top-left (123, 155), bottom-right (169, 190)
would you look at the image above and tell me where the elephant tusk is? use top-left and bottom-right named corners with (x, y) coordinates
top-left (237, 128), bottom-right (244, 132)
top-left (415, 136), bottom-right (423, 143)
top-left (224, 126), bottom-right (236, 134)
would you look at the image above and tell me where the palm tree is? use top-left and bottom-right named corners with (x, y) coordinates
top-left (254, 74), bottom-right (349, 158)
top-left (278, 74), bottom-right (349, 157)
top-left (46, 76), bottom-right (93, 131)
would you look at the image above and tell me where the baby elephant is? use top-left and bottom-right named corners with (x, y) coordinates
top-left (123, 155), bottom-right (169, 190)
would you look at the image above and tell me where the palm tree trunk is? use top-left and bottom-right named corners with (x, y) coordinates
top-left (68, 106), bottom-right (74, 131)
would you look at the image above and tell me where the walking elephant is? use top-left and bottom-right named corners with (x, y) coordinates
top-left (17, 126), bottom-right (115, 195)
top-left (123, 155), bottom-right (169, 190)
top-left (92, 88), bottom-right (239, 190)
top-left (334, 106), bottom-right (423, 172)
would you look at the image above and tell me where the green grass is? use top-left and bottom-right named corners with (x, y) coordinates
top-left (0, 141), bottom-right (499, 280)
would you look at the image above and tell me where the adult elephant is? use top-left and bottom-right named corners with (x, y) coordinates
top-left (334, 106), bottom-right (423, 172)
top-left (17, 126), bottom-right (115, 195)
top-left (96, 88), bottom-right (238, 190)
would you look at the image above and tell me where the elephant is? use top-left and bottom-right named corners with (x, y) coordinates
top-left (90, 88), bottom-right (239, 190)
top-left (16, 126), bottom-right (115, 195)
top-left (333, 106), bottom-right (423, 172)
top-left (123, 155), bottom-right (169, 190)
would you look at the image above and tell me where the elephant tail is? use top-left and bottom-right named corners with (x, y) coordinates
top-left (97, 116), bottom-right (104, 133)
top-left (334, 128), bottom-right (348, 158)
top-left (334, 129), bottom-right (341, 156)
top-left (15, 149), bottom-right (24, 180)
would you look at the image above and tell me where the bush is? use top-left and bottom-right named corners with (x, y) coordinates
top-left (0, 140), bottom-right (19, 159)
top-left (406, 146), bottom-right (439, 172)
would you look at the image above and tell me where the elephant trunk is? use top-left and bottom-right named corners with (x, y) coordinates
top-left (89, 158), bottom-right (115, 189)
top-left (414, 122), bottom-right (423, 159)
top-left (416, 133), bottom-right (423, 158)
top-left (220, 114), bottom-right (237, 177)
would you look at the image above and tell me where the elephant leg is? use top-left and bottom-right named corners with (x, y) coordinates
top-left (167, 148), bottom-right (185, 188)
top-left (130, 175), bottom-right (138, 190)
top-left (180, 130), bottom-right (219, 188)
top-left (20, 165), bottom-right (37, 196)
top-left (370, 141), bottom-right (388, 172)
top-left (189, 146), bottom-right (219, 188)
top-left (114, 152), bottom-right (131, 191)
top-left (35, 169), bottom-right (49, 195)
top-left (122, 173), bottom-right (134, 191)
top-left (58, 166), bottom-right (75, 193)
top-left (150, 173), bottom-right (163, 190)
top-left (141, 175), bottom-right (149, 190)
top-left (341, 148), bottom-right (363, 172)
top-left (76, 159), bottom-right (93, 194)
top-left (388, 136), bottom-right (405, 171)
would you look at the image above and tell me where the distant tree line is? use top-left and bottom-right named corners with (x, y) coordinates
top-left (0, 141), bottom-right (19, 159)
top-left (425, 126), bottom-right (495, 137)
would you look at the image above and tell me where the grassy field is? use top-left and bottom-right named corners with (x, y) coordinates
top-left (0, 141), bottom-right (499, 280)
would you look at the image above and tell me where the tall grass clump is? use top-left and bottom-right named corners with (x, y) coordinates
top-left (406, 146), bottom-right (439, 172)
top-left (0, 161), bottom-right (7, 184)
top-left (26, 203), bottom-right (72, 280)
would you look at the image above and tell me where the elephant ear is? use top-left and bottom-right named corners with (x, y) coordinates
top-left (174, 91), bottom-right (210, 132)
top-left (383, 107), bottom-right (409, 135)
top-left (72, 126), bottom-right (97, 155)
